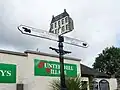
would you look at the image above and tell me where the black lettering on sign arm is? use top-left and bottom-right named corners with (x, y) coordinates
top-left (22, 27), bottom-right (31, 33)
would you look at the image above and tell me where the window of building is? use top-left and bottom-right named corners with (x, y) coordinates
top-left (58, 29), bottom-right (59, 34)
top-left (65, 17), bottom-right (68, 23)
top-left (55, 22), bottom-right (57, 28)
top-left (51, 24), bottom-right (53, 29)
top-left (62, 26), bottom-right (65, 32)
top-left (51, 30), bottom-right (54, 33)
top-left (58, 20), bottom-right (60, 27)
top-left (66, 24), bottom-right (69, 30)
top-left (55, 29), bottom-right (58, 34)
top-left (62, 19), bottom-right (64, 24)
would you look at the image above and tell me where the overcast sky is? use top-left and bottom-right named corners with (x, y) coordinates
top-left (0, 0), bottom-right (120, 67)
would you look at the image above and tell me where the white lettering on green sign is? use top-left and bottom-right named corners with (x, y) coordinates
top-left (34, 59), bottom-right (77, 77)
top-left (0, 63), bottom-right (16, 83)
top-left (0, 70), bottom-right (12, 76)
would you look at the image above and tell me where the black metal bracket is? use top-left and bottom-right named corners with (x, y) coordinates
top-left (49, 47), bottom-right (71, 55)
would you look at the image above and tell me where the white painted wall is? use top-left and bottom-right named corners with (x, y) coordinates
top-left (0, 52), bottom-right (27, 90)
top-left (0, 52), bottom-right (81, 90)
top-left (109, 78), bottom-right (117, 90)
top-left (94, 78), bottom-right (117, 90)
top-left (25, 53), bottom-right (81, 90)
top-left (0, 51), bottom-right (118, 90)
top-left (0, 84), bottom-right (16, 90)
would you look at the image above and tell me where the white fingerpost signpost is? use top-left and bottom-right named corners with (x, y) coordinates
top-left (18, 9), bottom-right (88, 90)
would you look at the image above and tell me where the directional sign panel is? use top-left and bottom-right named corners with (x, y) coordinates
top-left (18, 25), bottom-right (58, 41)
top-left (18, 25), bottom-right (88, 48)
top-left (64, 36), bottom-right (88, 48)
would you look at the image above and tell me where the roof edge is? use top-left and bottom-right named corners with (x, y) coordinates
top-left (25, 50), bottom-right (81, 61)
top-left (81, 64), bottom-right (110, 78)
top-left (0, 49), bottom-right (27, 56)
top-left (0, 49), bottom-right (81, 61)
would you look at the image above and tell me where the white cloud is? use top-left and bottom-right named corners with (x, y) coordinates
top-left (0, 0), bottom-right (120, 67)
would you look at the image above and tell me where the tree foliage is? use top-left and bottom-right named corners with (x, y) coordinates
top-left (93, 46), bottom-right (120, 77)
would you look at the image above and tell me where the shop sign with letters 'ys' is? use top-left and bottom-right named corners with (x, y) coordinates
top-left (34, 59), bottom-right (77, 77)
top-left (0, 63), bottom-right (16, 83)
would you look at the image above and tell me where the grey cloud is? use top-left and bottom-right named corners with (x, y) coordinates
top-left (0, 0), bottom-right (120, 67)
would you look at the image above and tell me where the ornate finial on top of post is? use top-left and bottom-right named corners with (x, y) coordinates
top-left (52, 15), bottom-right (54, 18)
top-left (64, 9), bottom-right (66, 12)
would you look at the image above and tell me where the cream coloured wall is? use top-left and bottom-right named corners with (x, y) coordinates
top-left (1, 50), bottom-right (117, 90)
top-left (0, 52), bottom-right (27, 90)
top-left (25, 53), bottom-right (81, 90)
top-left (94, 78), bottom-right (117, 90)
top-left (0, 51), bottom-right (81, 90)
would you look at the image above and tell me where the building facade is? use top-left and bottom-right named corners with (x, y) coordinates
top-left (0, 49), bottom-right (117, 90)
top-left (49, 9), bottom-right (74, 35)
top-left (0, 49), bottom-right (81, 90)
top-left (81, 64), bottom-right (117, 90)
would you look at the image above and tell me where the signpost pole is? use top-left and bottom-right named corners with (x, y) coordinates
top-left (17, 24), bottom-right (89, 90)
top-left (58, 35), bottom-right (67, 90)
top-left (50, 35), bottom-right (71, 90)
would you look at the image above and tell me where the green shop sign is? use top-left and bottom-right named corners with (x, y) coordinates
top-left (34, 59), bottom-right (77, 77)
top-left (0, 63), bottom-right (16, 83)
